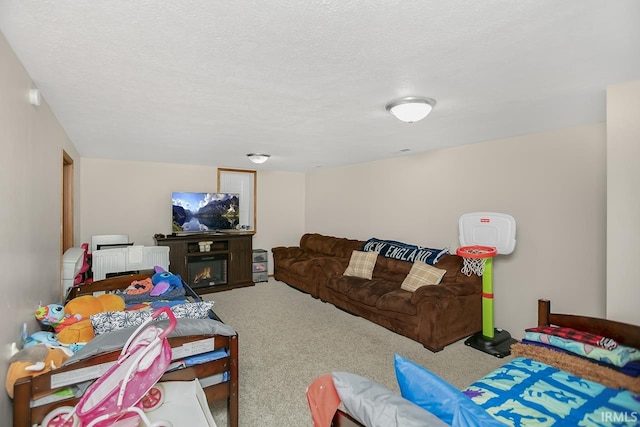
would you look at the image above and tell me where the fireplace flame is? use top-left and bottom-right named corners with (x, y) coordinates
top-left (194, 267), bottom-right (212, 284)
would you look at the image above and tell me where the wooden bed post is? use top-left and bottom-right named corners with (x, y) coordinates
top-left (13, 377), bottom-right (32, 427)
top-left (229, 333), bottom-right (239, 427)
top-left (538, 299), bottom-right (551, 326)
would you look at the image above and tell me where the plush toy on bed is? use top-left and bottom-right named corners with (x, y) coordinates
top-left (5, 344), bottom-right (71, 398)
top-left (35, 303), bottom-right (82, 332)
top-left (150, 266), bottom-right (183, 296)
top-left (56, 294), bottom-right (125, 345)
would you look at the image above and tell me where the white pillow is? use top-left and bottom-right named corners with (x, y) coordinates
top-left (332, 371), bottom-right (448, 427)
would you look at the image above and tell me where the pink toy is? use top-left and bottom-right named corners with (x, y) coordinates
top-left (41, 307), bottom-right (177, 427)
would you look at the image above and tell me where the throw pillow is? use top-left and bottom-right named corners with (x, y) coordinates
top-left (332, 371), bottom-right (448, 427)
top-left (343, 250), bottom-right (378, 280)
top-left (394, 354), bottom-right (504, 427)
top-left (400, 261), bottom-right (447, 292)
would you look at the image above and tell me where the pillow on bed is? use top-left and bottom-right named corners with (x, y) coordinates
top-left (343, 250), bottom-right (378, 280)
top-left (524, 331), bottom-right (640, 368)
top-left (331, 371), bottom-right (447, 427)
top-left (394, 354), bottom-right (504, 427)
top-left (525, 325), bottom-right (618, 350)
top-left (91, 301), bottom-right (214, 335)
top-left (400, 261), bottom-right (446, 292)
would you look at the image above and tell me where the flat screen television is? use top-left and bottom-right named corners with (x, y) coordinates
top-left (172, 192), bottom-right (240, 233)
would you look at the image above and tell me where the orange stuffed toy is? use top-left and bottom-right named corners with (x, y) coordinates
top-left (6, 344), bottom-right (71, 398)
top-left (56, 294), bottom-right (125, 345)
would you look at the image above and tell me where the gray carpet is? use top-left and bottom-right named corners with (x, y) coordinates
top-left (204, 278), bottom-right (511, 426)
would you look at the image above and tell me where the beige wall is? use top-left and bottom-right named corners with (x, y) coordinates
top-left (306, 123), bottom-right (607, 339)
top-left (607, 80), bottom-right (640, 325)
top-left (80, 159), bottom-right (306, 272)
top-left (0, 33), bottom-right (81, 419)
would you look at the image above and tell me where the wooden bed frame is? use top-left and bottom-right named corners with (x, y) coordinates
top-left (331, 298), bottom-right (640, 427)
top-left (12, 274), bottom-right (238, 427)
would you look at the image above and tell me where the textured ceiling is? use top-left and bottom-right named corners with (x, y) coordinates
top-left (1, 1), bottom-right (639, 172)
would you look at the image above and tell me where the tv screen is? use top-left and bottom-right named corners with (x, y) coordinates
top-left (172, 192), bottom-right (240, 233)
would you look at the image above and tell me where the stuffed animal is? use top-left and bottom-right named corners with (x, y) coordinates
top-left (123, 278), bottom-right (154, 295)
top-left (5, 344), bottom-right (71, 398)
top-left (56, 293), bottom-right (125, 345)
top-left (23, 331), bottom-right (60, 349)
top-left (35, 303), bottom-right (82, 332)
top-left (150, 266), bottom-right (183, 296)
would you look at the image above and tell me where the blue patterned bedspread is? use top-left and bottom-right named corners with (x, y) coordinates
top-left (464, 357), bottom-right (640, 426)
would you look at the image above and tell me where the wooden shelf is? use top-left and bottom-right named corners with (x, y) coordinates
top-left (155, 232), bottom-right (254, 294)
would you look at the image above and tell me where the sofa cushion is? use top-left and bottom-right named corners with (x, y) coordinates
top-left (329, 277), bottom-right (399, 307)
top-left (344, 250), bottom-right (378, 280)
top-left (375, 289), bottom-right (417, 316)
top-left (372, 256), bottom-right (413, 282)
top-left (351, 280), bottom-right (400, 307)
top-left (302, 233), bottom-right (363, 258)
top-left (400, 261), bottom-right (446, 292)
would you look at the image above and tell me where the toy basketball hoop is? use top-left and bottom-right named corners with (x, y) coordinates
top-left (456, 245), bottom-right (497, 276)
top-left (458, 212), bottom-right (516, 358)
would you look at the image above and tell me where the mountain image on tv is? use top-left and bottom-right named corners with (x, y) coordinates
top-left (172, 192), bottom-right (240, 233)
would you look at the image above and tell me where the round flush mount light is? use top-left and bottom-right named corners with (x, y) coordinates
top-left (385, 96), bottom-right (436, 123)
top-left (247, 153), bottom-right (271, 164)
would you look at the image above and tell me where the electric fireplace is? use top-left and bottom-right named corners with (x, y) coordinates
top-left (188, 253), bottom-right (228, 289)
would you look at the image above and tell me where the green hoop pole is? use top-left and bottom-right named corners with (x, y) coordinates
top-left (482, 257), bottom-right (494, 339)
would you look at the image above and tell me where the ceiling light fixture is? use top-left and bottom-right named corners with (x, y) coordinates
top-left (385, 96), bottom-right (436, 123)
top-left (247, 153), bottom-right (271, 164)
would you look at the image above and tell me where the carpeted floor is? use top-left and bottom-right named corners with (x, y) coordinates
top-left (204, 278), bottom-right (511, 426)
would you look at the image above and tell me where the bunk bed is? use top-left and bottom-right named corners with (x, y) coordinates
top-left (12, 273), bottom-right (238, 427)
top-left (318, 299), bottom-right (640, 427)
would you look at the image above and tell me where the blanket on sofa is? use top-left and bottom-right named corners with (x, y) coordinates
top-left (361, 238), bottom-right (449, 265)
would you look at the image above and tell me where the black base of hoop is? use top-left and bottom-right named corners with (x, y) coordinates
top-left (464, 329), bottom-right (518, 358)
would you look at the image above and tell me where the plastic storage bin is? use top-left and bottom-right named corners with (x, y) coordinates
top-left (252, 249), bottom-right (268, 282)
top-left (252, 249), bottom-right (268, 262)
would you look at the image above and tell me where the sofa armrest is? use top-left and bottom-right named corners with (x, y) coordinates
top-left (440, 282), bottom-right (478, 297)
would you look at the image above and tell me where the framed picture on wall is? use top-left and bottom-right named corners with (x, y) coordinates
top-left (217, 168), bottom-right (257, 232)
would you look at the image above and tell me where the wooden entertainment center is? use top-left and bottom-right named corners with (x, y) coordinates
top-left (155, 232), bottom-right (254, 294)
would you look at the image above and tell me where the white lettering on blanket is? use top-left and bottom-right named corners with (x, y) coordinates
top-left (362, 241), bottom-right (435, 263)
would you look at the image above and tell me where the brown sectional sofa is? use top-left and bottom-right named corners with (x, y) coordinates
top-left (271, 233), bottom-right (363, 298)
top-left (272, 233), bottom-right (483, 352)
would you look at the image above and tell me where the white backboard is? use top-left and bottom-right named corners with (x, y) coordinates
top-left (459, 212), bottom-right (516, 255)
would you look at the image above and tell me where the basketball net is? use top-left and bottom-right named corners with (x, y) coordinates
top-left (456, 246), bottom-right (497, 276)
